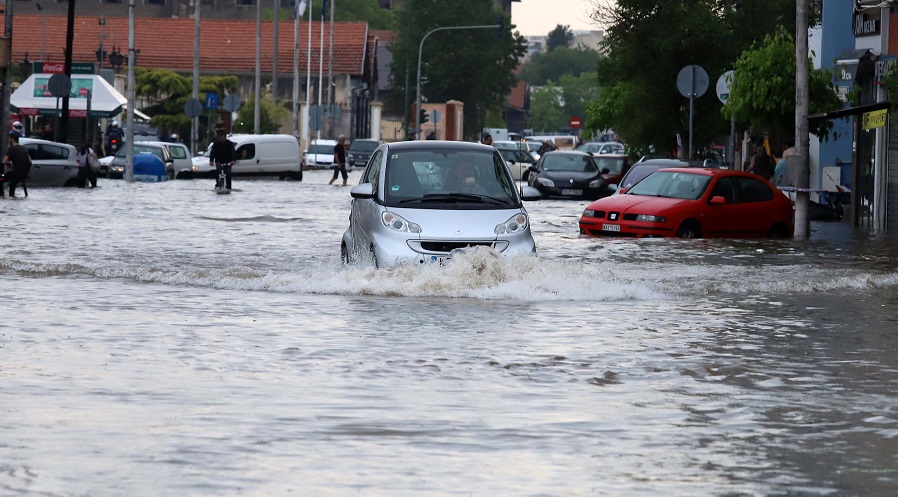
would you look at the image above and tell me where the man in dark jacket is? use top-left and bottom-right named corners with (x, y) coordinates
top-left (209, 130), bottom-right (236, 190)
top-left (3, 131), bottom-right (32, 197)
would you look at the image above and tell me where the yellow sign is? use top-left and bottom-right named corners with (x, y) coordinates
top-left (862, 109), bottom-right (888, 129)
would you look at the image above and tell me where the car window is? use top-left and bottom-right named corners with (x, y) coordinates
top-left (383, 150), bottom-right (517, 208)
top-left (736, 176), bottom-right (774, 203)
top-left (709, 177), bottom-right (737, 203)
top-left (134, 144), bottom-right (166, 161)
top-left (167, 145), bottom-right (188, 160)
top-left (594, 157), bottom-right (625, 174)
top-left (350, 140), bottom-right (379, 152)
top-left (24, 143), bottom-right (71, 161)
top-left (364, 150), bottom-right (382, 190)
top-left (620, 165), bottom-right (658, 188)
top-left (310, 144), bottom-right (334, 154)
top-left (542, 154), bottom-right (597, 172)
top-left (237, 144), bottom-right (255, 160)
top-left (627, 171), bottom-right (711, 200)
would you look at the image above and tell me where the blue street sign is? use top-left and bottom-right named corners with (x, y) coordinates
top-left (206, 93), bottom-right (219, 110)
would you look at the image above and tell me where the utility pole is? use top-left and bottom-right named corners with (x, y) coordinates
top-left (125, 0), bottom-right (135, 182)
top-left (794, 0), bottom-right (810, 238)
top-left (60, 0), bottom-right (75, 143)
top-left (254, 0), bottom-right (261, 134)
top-left (272, 0), bottom-right (278, 104)
top-left (192, 0), bottom-right (200, 156)
top-left (327, 0), bottom-right (334, 136)
top-left (1, 0), bottom-right (13, 160)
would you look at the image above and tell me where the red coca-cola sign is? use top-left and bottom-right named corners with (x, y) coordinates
top-left (41, 62), bottom-right (66, 74)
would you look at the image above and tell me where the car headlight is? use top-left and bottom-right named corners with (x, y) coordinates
top-left (588, 178), bottom-right (605, 188)
top-left (635, 214), bottom-right (667, 223)
top-left (495, 213), bottom-right (529, 234)
top-left (348, 153), bottom-right (354, 160)
top-left (582, 209), bottom-right (598, 218)
top-left (382, 211), bottom-right (422, 233)
top-left (535, 177), bottom-right (555, 187)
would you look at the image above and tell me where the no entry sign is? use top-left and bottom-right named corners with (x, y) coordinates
top-left (569, 116), bottom-right (582, 129)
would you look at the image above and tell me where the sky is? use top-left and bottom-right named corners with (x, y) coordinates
top-left (511, 0), bottom-right (601, 37)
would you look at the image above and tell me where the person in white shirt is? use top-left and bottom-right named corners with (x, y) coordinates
top-left (75, 142), bottom-right (98, 188)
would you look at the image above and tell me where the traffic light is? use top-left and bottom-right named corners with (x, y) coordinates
top-left (419, 108), bottom-right (430, 125)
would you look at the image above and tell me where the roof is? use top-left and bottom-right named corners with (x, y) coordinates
top-left (10, 15), bottom-right (370, 76)
top-left (386, 141), bottom-right (497, 153)
top-left (11, 74), bottom-right (126, 117)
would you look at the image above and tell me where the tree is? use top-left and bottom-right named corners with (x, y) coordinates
top-left (558, 72), bottom-right (596, 122)
top-left (722, 28), bottom-right (841, 145)
top-left (389, 0), bottom-right (526, 138)
top-left (232, 93), bottom-right (289, 134)
top-left (519, 45), bottom-right (600, 86)
top-left (546, 24), bottom-right (574, 52)
top-left (529, 84), bottom-right (565, 132)
top-left (135, 68), bottom-right (238, 145)
top-left (585, 0), bottom-right (810, 154)
top-left (279, 0), bottom-right (395, 30)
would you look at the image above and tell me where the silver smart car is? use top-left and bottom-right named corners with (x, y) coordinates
top-left (341, 141), bottom-right (541, 268)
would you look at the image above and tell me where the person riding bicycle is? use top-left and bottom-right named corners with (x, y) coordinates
top-left (209, 128), bottom-right (236, 190)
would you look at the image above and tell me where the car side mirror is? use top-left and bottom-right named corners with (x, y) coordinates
top-left (350, 183), bottom-right (375, 199)
top-left (520, 185), bottom-right (541, 201)
top-left (607, 184), bottom-right (618, 194)
top-left (709, 195), bottom-right (727, 205)
top-left (527, 165), bottom-right (538, 172)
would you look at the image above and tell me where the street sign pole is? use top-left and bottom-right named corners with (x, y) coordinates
top-left (689, 65), bottom-right (695, 160)
top-left (677, 64), bottom-right (709, 160)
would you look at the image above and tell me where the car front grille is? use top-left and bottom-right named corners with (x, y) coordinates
top-left (418, 241), bottom-right (496, 252)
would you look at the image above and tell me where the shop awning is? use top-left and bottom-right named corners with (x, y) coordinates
top-left (10, 73), bottom-right (126, 118)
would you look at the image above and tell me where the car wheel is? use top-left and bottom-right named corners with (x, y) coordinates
top-left (676, 220), bottom-right (701, 238)
top-left (767, 222), bottom-right (791, 238)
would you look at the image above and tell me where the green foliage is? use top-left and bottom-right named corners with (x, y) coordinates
top-left (390, 0), bottom-right (526, 139)
top-left (529, 84), bottom-right (565, 131)
top-left (134, 68), bottom-right (239, 145)
top-left (586, 0), bottom-right (804, 153)
top-left (546, 24), bottom-right (574, 52)
top-left (296, 0), bottom-right (396, 30)
top-left (878, 61), bottom-right (898, 112)
top-left (723, 27), bottom-right (841, 141)
top-left (232, 93), bottom-right (289, 134)
top-left (558, 73), bottom-right (596, 123)
top-left (519, 45), bottom-right (600, 86)
top-left (484, 107), bottom-right (506, 128)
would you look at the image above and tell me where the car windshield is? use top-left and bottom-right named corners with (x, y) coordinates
top-left (627, 171), bottom-right (711, 200)
top-left (542, 154), bottom-right (597, 172)
top-left (594, 156), bottom-right (625, 174)
top-left (620, 165), bottom-right (659, 188)
top-left (350, 141), bottom-right (379, 152)
top-left (309, 144), bottom-right (334, 154)
top-left (383, 149), bottom-right (518, 209)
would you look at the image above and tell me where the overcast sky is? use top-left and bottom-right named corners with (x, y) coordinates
top-left (511, 0), bottom-right (600, 37)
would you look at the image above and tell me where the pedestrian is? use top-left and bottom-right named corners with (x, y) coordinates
top-left (536, 140), bottom-right (556, 156)
top-left (38, 123), bottom-right (53, 141)
top-left (329, 135), bottom-right (348, 186)
top-left (75, 141), bottom-right (98, 188)
top-left (747, 144), bottom-right (775, 181)
top-left (208, 128), bottom-right (236, 191)
top-left (481, 133), bottom-right (493, 146)
top-left (3, 131), bottom-right (32, 197)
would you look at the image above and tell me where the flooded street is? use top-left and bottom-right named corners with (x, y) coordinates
top-left (2, 170), bottom-right (898, 496)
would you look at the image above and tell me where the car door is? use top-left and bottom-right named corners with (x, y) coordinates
top-left (22, 144), bottom-right (49, 184)
top-left (350, 149), bottom-right (383, 254)
top-left (234, 143), bottom-right (259, 174)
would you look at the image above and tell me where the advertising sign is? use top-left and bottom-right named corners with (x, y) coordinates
top-left (33, 77), bottom-right (95, 99)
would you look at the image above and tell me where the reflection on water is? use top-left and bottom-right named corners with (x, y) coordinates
top-left (1, 175), bottom-right (897, 496)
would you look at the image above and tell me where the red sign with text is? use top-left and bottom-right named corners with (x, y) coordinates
top-left (569, 116), bottom-right (582, 129)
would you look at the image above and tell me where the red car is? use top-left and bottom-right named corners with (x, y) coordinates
top-left (579, 168), bottom-right (794, 238)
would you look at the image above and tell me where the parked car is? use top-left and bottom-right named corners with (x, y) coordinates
top-left (615, 158), bottom-right (719, 194)
top-left (186, 134), bottom-right (303, 180)
top-left (137, 140), bottom-right (192, 179)
top-left (341, 141), bottom-right (541, 268)
top-left (578, 168), bottom-right (794, 238)
top-left (527, 150), bottom-right (622, 200)
top-left (492, 140), bottom-right (521, 151)
top-left (104, 142), bottom-right (175, 180)
top-left (347, 138), bottom-right (382, 169)
top-left (498, 148), bottom-right (536, 181)
top-left (304, 139), bottom-right (337, 169)
top-left (576, 141), bottom-right (625, 155)
top-left (18, 138), bottom-right (80, 187)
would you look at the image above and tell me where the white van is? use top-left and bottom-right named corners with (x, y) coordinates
top-left (189, 134), bottom-right (303, 180)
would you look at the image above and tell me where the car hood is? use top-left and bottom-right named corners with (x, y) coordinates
top-left (387, 206), bottom-right (524, 239)
top-left (590, 193), bottom-right (692, 212)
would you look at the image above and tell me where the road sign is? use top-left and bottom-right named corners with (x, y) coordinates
top-left (431, 110), bottom-right (442, 123)
top-left (676, 65), bottom-right (709, 98)
top-left (716, 70), bottom-right (734, 104)
top-left (184, 98), bottom-right (203, 118)
top-left (205, 92), bottom-right (219, 110)
top-left (569, 116), bottom-right (582, 129)
top-left (222, 94), bottom-right (241, 113)
top-left (309, 104), bottom-right (324, 131)
top-left (47, 73), bottom-right (72, 98)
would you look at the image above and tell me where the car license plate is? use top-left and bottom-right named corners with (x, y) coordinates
top-left (602, 223), bottom-right (621, 232)
top-left (430, 255), bottom-right (449, 265)
top-left (561, 189), bottom-right (582, 196)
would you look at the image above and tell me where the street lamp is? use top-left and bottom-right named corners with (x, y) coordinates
top-left (98, 16), bottom-right (106, 70)
top-left (108, 46), bottom-right (125, 72)
top-left (19, 52), bottom-right (33, 77)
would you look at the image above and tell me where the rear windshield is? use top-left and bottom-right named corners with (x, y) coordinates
top-left (594, 156), bottom-right (625, 174)
top-left (542, 154), bottom-right (597, 172)
top-left (383, 149), bottom-right (519, 209)
top-left (350, 140), bottom-right (379, 152)
top-left (309, 144), bottom-right (334, 154)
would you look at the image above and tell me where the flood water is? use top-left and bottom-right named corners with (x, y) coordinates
top-left (2, 170), bottom-right (898, 497)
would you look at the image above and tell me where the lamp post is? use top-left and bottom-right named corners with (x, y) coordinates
top-left (98, 16), bottom-right (106, 71)
top-left (108, 46), bottom-right (125, 73)
top-left (19, 52), bottom-right (33, 78)
top-left (36, 2), bottom-right (46, 62)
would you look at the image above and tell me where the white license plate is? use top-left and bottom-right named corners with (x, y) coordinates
top-left (561, 189), bottom-right (582, 196)
top-left (430, 255), bottom-right (449, 265)
top-left (602, 223), bottom-right (621, 232)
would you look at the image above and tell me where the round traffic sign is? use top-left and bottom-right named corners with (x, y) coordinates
top-left (47, 73), bottom-right (72, 98)
top-left (569, 116), bottom-right (582, 129)
top-left (676, 65), bottom-right (709, 98)
top-left (184, 98), bottom-right (203, 118)
top-left (222, 94), bottom-right (242, 113)
top-left (716, 70), bottom-right (735, 104)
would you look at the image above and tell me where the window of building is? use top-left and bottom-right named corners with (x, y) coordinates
top-left (235, 0), bottom-right (256, 5)
top-left (146, 0), bottom-right (165, 4)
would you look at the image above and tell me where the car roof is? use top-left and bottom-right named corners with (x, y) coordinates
top-left (541, 150), bottom-right (593, 157)
top-left (656, 167), bottom-right (751, 177)
top-left (229, 134), bottom-right (298, 144)
top-left (20, 137), bottom-right (76, 149)
top-left (385, 140), bottom-right (496, 153)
